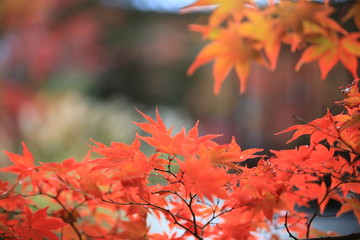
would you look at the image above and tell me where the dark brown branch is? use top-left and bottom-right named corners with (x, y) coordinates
top-left (306, 179), bottom-right (344, 238)
top-left (285, 212), bottom-right (299, 240)
top-left (101, 195), bottom-right (203, 240)
top-left (188, 193), bottom-right (199, 237)
top-left (136, 194), bottom-right (203, 240)
top-left (306, 212), bottom-right (317, 238)
top-left (300, 232), bottom-right (360, 240)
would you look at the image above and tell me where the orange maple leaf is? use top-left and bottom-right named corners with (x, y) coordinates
top-left (296, 33), bottom-right (360, 79)
top-left (337, 79), bottom-right (360, 109)
top-left (271, 1), bottom-right (346, 36)
top-left (342, 1), bottom-right (360, 30)
top-left (187, 23), bottom-right (268, 94)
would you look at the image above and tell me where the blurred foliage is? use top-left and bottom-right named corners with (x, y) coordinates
top-left (18, 91), bottom-right (139, 162)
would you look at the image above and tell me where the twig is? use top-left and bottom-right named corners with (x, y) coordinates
top-left (285, 212), bottom-right (299, 240)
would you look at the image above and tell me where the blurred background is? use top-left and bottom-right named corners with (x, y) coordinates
top-left (0, 0), bottom-right (354, 165)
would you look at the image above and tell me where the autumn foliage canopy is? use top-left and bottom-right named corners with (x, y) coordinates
top-left (1, 0), bottom-right (360, 240)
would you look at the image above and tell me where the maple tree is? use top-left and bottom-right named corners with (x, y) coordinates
top-left (1, 0), bottom-right (360, 240)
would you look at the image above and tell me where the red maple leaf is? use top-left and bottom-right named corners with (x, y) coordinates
top-left (16, 207), bottom-right (65, 240)
top-left (337, 196), bottom-right (360, 224)
top-left (134, 108), bottom-right (219, 156)
top-left (1, 142), bottom-right (36, 178)
top-left (179, 156), bottom-right (229, 202)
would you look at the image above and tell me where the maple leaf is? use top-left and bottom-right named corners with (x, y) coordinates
top-left (0, 180), bottom-right (30, 213)
top-left (212, 209), bottom-right (257, 240)
top-left (80, 208), bottom-right (118, 237)
top-left (181, 0), bottom-right (255, 27)
top-left (134, 109), bottom-right (219, 156)
top-left (134, 107), bottom-right (168, 135)
top-left (196, 144), bottom-right (239, 170)
top-left (133, 108), bottom-right (180, 154)
top-left (256, 191), bottom-right (288, 221)
top-left (79, 170), bottom-right (104, 198)
top-left (316, 181), bottom-right (343, 214)
top-left (187, 23), bottom-right (269, 94)
top-left (17, 207), bottom-right (65, 240)
top-left (1, 142), bottom-right (36, 178)
top-left (0, 180), bottom-right (18, 200)
top-left (188, 24), bottom-right (219, 40)
top-left (184, 120), bottom-right (220, 154)
top-left (227, 136), bottom-right (263, 162)
top-left (40, 157), bottom-right (81, 177)
top-left (337, 79), bottom-right (360, 109)
top-left (337, 196), bottom-right (360, 224)
top-left (238, 10), bottom-right (282, 69)
top-left (276, 110), bottom-right (344, 146)
top-left (296, 33), bottom-right (360, 79)
top-left (337, 111), bottom-right (360, 153)
top-left (90, 138), bottom-right (141, 164)
top-left (195, 137), bottom-right (263, 171)
top-left (238, 160), bottom-right (282, 203)
top-left (342, 1), bottom-right (360, 30)
top-left (272, 1), bottom-right (346, 36)
top-left (116, 208), bottom-right (149, 240)
top-left (179, 156), bottom-right (229, 202)
top-left (340, 181), bottom-right (360, 200)
top-left (61, 225), bottom-right (85, 240)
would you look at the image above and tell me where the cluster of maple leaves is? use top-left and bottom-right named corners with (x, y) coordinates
top-left (0, 79), bottom-right (359, 239)
top-left (185, 0), bottom-right (360, 94)
top-left (1, 0), bottom-right (360, 239)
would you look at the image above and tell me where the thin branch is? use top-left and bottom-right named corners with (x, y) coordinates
top-left (202, 202), bottom-right (238, 230)
top-left (188, 193), bottom-right (199, 237)
top-left (284, 212), bottom-right (299, 240)
top-left (40, 190), bottom-right (83, 240)
top-left (306, 212), bottom-right (317, 239)
top-left (306, 180), bottom-right (344, 238)
top-left (100, 196), bottom-right (150, 207)
top-left (101, 195), bottom-right (203, 240)
top-left (136, 194), bottom-right (203, 240)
